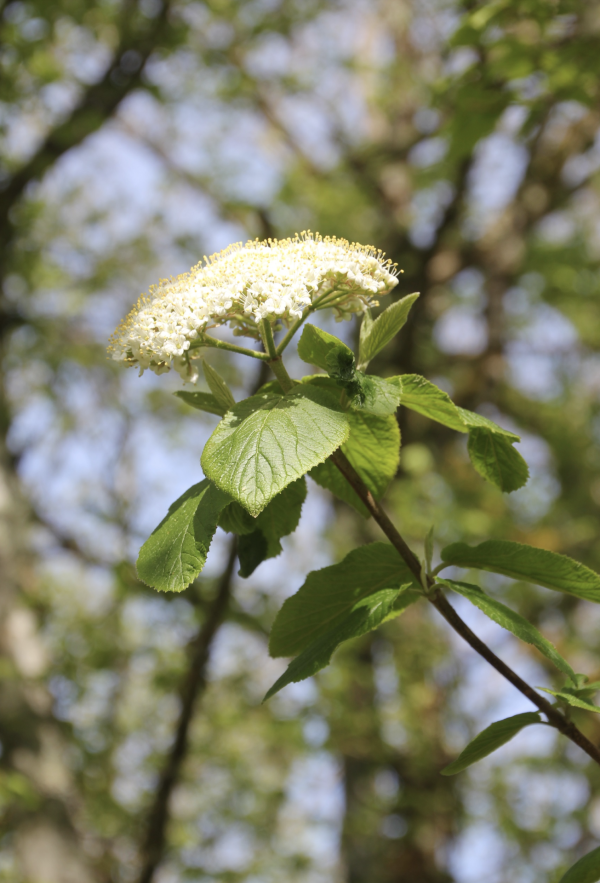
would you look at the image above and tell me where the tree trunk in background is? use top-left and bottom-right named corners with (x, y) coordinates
top-left (336, 637), bottom-right (457, 883)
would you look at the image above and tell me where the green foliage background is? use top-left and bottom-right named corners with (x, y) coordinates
top-left (2, 0), bottom-right (600, 881)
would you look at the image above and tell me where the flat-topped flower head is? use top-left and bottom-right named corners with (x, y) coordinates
top-left (108, 232), bottom-right (400, 381)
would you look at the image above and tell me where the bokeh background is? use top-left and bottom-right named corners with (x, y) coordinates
top-left (2, 0), bottom-right (600, 880)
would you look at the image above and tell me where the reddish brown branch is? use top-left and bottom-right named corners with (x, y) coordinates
top-left (330, 449), bottom-right (600, 767)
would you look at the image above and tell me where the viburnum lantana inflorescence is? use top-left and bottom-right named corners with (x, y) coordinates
top-left (108, 232), bottom-right (399, 381)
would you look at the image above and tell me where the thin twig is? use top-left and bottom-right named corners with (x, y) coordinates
top-left (136, 538), bottom-right (238, 883)
top-left (329, 449), bottom-right (600, 767)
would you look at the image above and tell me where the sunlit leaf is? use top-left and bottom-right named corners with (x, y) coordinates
top-left (202, 386), bottom-right (349, 516)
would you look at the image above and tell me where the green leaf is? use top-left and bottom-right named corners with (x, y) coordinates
top-left (310, 409), bottom-right (400, 517)
top-left (265, 588), bottom-right (405, 701)
top-left (539, 688), bottom-right (600, 714)
top-left (137, 479), bottom-right (231, 593)
top-left (236, 478), bottom-right (307, 577)
top-left (457, 407), bottom-right (519, 440)
top-left (559, 846), bottom-right (600, 883)
top-left (297, 323), bottom-right (355, 373)
top-left (269, 542), bottom-right (421, 658)
top-left (256, 379), bottom-right (292, 395)
top-left (392, 374), bottom-right (467, 432)
top-left (218, 502), bottom-right (256, 535)
top-left (564, 676), bottom-right (600, 698)
top-left (237, 531), bottom-right (269, 578)
top-left (439, 578), bottom-right (575, 680)
top-left (201, 386), bottom-right (349, 517)
top-left (253, 477), bottom-right (306, 555)
top-left (297, 327), bottom-right (400, 417)
top-left (390, 375), bottom-right (520, 441)
top-left (441, 712), bottom-right (542, 775)
top-left (353, 374), bottom-right (401, 417)
top-left (467, 427), bottom-right (529, 492)
top-left (358, 293), bottom-right (419, 369)
top-left (441, 540), bottom-right (600, 604)
top-left (202, 360), bottom-right (236, 411)
top-left (175, 391), bottom-right (226, 417)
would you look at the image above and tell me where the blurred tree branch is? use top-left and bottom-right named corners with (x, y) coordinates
top-left (0, 0), bottom-right (175, 272)
top-left (136, 536), bottom-right (238, 883)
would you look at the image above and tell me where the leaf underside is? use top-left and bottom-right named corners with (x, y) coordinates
top-left (235, 478), bottom-right (307, 577)
top-left (175, 391), bottom-right (226, 417)
top-left (467, 427), bottom-right (528, 492)
top-left (441, 712), bottom-right (541, 775)
top-left (441, 540), bottom-right (600, 604)
top-left (558, 845), bottom-right (600, 883)
top-left (265, 588), bottom-right (405, 701)
top-left (440, 578), bottom-right (575, 680)
top-left (137, 479), bottom-right (231, 593)
top-left (269, 542), bottom-right (421, 658)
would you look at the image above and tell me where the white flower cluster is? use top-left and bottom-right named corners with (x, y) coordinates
top-left (108, 232), bottom-right (399, 381)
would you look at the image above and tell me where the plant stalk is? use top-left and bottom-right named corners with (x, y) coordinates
top-left (275, 287), bottom-right (340, 355)
top-left (190, 334), bottom-right (270, 360)
top-left (261, 319), bottom-right (296, 393)
top-left (329, 448), bottom-right (600, 767)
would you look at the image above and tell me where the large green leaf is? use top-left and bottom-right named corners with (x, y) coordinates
top-left (265, 588), bottom-right (406, 701)
top-left (202, 360), bottom-right (236, 411)
top-left (297, 323), bottom-right (354, 374)
top-left (441, 540), bottom-right (600, 604)
top-left (201, 386), bottom-right (349, 516)
top-left (269, 542), bottom-right (421, 658)
top-left (175, 390), bottom-right (226, 417)
top-left (137, 479), bottom-right (231, 593)
top-left (559, 847), bottom-right (600, 883)
top-left (467, 427), bottom-right (529, 492)
top-left (391, 374), bottom-right (467, 432)
top-left (358, 293), bottom-right (419, 369)
top-left (439, 578), bottom-right (575, 680)
top-left (441, 712), bottom-right (541, 776)
top-left (310, 409), bottom-right (400, 517)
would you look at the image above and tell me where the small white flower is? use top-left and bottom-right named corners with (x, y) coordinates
top-left (108, 232), bottom-right (399, 380)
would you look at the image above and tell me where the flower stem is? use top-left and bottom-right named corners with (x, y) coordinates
top-left (275, 287), bottom-right (340, 356)
top-left (260, 319), bottom-right (278, 359)
top-left (261, 319), bottom-right (295, 393)
top-left (190, 334), bottom-right (269, 360)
